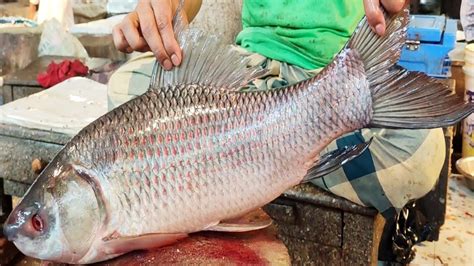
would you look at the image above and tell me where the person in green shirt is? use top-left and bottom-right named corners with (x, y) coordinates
top-left (109, 0), bottom-right (445, 221)
top-left (113, 0), bottom-right (403, 70)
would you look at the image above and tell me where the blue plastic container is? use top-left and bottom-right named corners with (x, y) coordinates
top-left (398, 15), bottom-right (457, 78)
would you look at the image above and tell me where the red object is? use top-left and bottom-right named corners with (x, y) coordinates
top-left (37, 60), bottom-right (89, 88)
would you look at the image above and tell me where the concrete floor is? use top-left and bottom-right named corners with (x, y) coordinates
top-left (411, 175), bottom-right (474, 265)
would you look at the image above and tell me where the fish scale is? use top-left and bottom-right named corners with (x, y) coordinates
top-left (58, 49), bottom-right (370, 237)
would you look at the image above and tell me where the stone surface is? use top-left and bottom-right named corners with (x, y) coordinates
top-left (7, 85), bottom-right (43, 104)
top-left (0, 28), bottom-right (120, 78)
top-left (0, 134), bottom-right (64, 185)
top-left (0, 123), bottom-right (70, 197)
top-left (0, 123), bottom-right (71, 145)
top-left (1, 85), bottom-right (13, 104)
top-left (279, 237), bottom-right (342, 266)
top-left (0, 29), bottom-right (42, 77)
top-left (2, 56), bottom-right (77, 87)
top-left (264, 186), bottom-right (383, 265)
top-left (342, 212), bottom-right (376, 265)
top-left (4, 179), bottom-right (29, 197)
top-left (77, 35), bottom-right (127, 61)
top-left (267, 200), bottom-right (342, 247)
top-left (284, 183), bottom-right (377, 216)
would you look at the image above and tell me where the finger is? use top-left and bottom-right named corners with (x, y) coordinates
top-left (112, 25), bottom-right (132, 53)
top-left (121, 13), bottom-right (149, 52)
top-left (151, 0), bottom-right (182, 67)
top-left (363, 0), bottom-right (386, 36)
top-left (136, 2), bottom-right (173, 70)
top-left (381, 0), bottom-right (406, 13)
top-left (136, 43), bottom-right (151, 53)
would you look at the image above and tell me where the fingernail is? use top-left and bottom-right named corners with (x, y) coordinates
top-left (163, 59), bottom-right (172, 70)
top-left (375, 24), bottom-right (385, 36)
top-left (171, 54), bottom-right (180, 66)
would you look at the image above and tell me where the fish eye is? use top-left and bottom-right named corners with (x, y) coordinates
top-left (32, 214), bottom-right (44, 232)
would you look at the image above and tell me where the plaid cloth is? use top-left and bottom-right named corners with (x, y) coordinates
top-left (108, 51), bottom-right (445, 217)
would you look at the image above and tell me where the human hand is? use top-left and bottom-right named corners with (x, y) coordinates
top-left (363, 0), bottom-right (409, 36)
top-left (113, 0), bottom-right (182, 70)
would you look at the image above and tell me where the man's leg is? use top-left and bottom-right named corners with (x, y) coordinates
top-left (311, 128), bottom-right (445, 216)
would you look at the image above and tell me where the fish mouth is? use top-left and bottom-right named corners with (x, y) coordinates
top-left (3, 204), bottom-right (41, 241)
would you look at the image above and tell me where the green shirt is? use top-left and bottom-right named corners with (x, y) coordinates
top-left (236, 0), bottom-right (364, 70)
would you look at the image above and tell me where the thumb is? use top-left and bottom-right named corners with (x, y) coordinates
top-left (363, 0), bottom-right (386, 36)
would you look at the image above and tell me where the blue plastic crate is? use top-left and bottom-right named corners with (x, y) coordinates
top-left (398, 15), bottom-right (457, 78)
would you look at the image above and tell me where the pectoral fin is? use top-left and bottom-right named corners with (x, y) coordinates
top-left (206, 220), bottom-right (272, 232)
top-left (205, 208), bottom-right (272, 232)
top-left (102, 232), bottom-right (188, 255)
top-left (302, 139), bottom-right (372, 182)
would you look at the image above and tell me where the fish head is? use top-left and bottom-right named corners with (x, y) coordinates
top-left (3, 161), bottom-right (103, 263)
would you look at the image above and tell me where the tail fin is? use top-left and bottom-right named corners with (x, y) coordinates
top-left (348, 10), bottom-right (473, 129)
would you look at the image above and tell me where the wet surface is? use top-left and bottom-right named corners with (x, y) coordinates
top-left (9, 227), bottom-right (288, 265)
top-left (411, 175), bottom-right (474, 265)
top-left (102, 228), bottom-right (288, 266)
top-left (5, 209), bottom-right (288, 265)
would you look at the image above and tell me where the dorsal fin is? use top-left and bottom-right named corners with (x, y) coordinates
top-left (150, 29), bottom-right (266, 90)
top-left (150, 0), bottom-right (266, 90)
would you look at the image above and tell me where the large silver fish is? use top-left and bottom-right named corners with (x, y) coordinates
top-left (4, 10), bottom-right (473, 264)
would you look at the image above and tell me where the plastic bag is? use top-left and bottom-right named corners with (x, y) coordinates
top-left (38, 19), bottom-right (89, 58)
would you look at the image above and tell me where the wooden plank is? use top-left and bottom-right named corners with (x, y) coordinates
top-left (371, 214), bottom-right (386, 265)
top-left (0, 135), bottom-right (63, 184)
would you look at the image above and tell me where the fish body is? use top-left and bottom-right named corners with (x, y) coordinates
top-left (77, 48), bottom-right (369, 237)
top-left (4, 10), bottom-right (473, 264)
